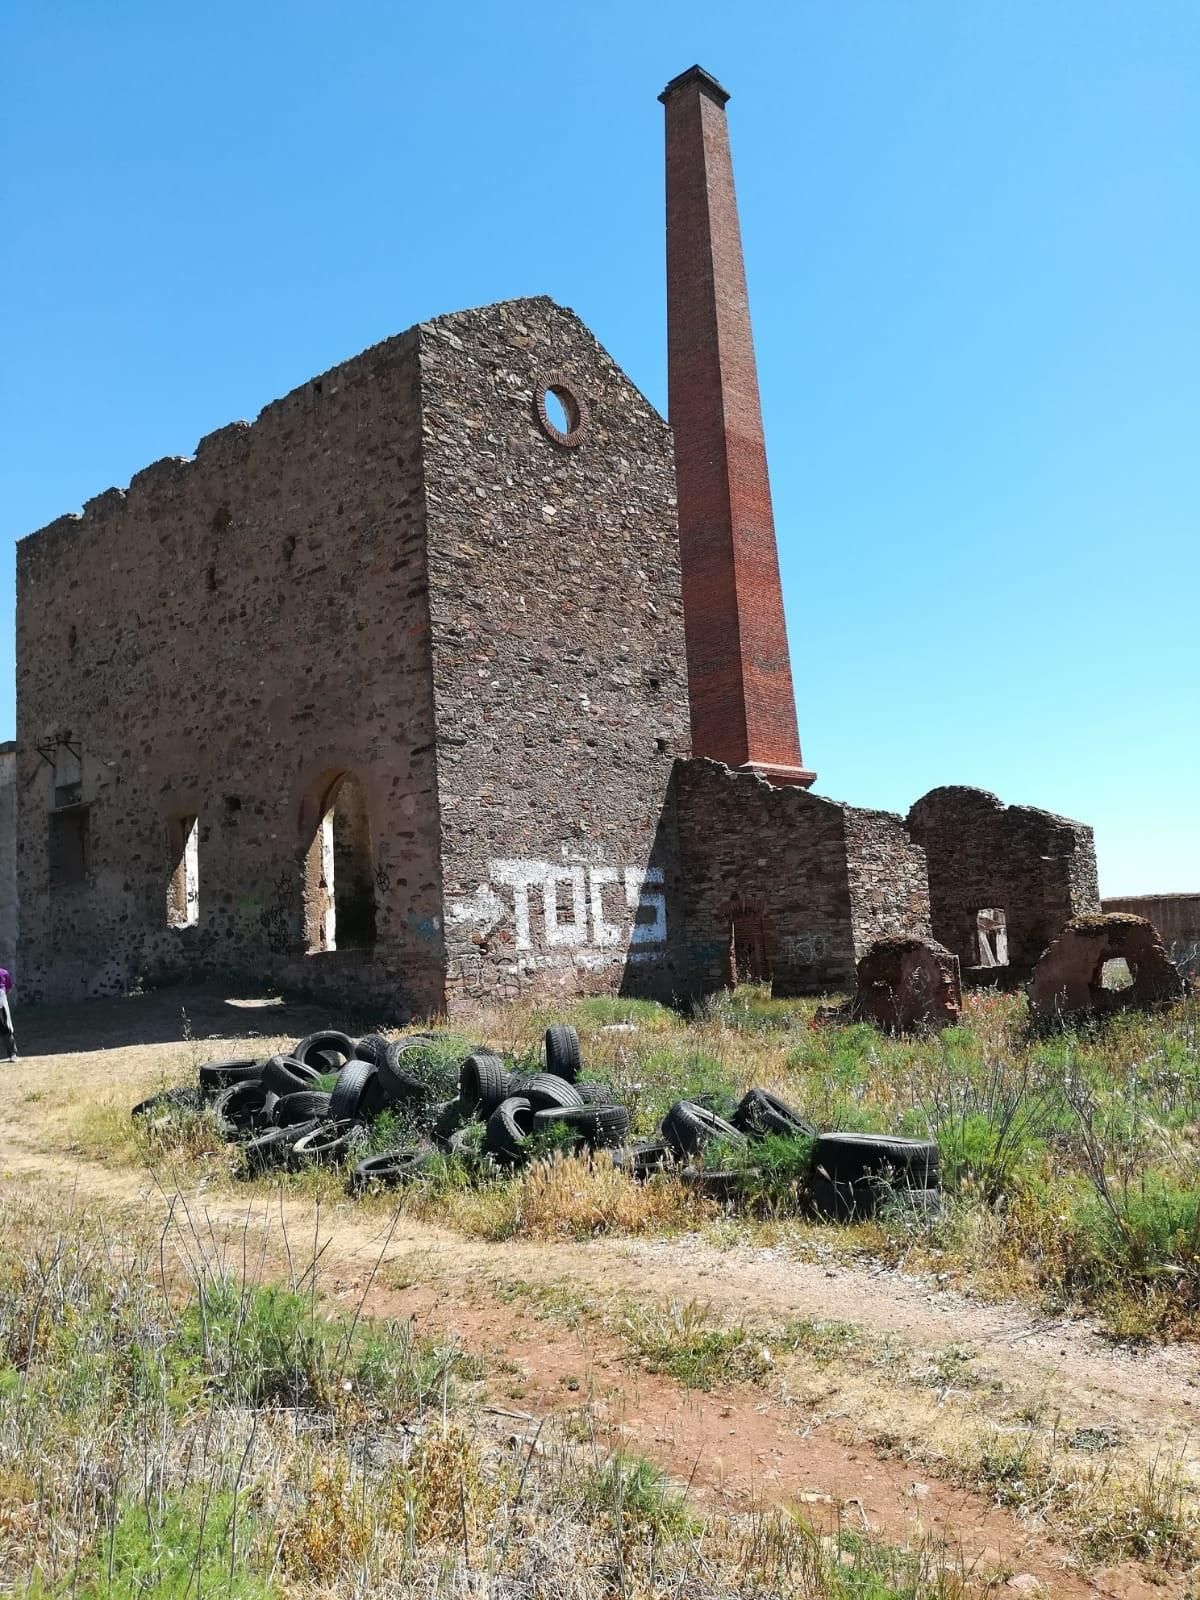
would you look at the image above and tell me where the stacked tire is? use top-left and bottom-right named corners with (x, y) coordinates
top-left (439, 1027), bottom-right (631, 1170)
top-left (809, 1132), bottom-right (940, 1220)
top-left (135, 1028), bottom-right (442, 1181)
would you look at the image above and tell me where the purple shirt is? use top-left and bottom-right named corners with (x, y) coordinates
top-left (0, 970), bottom-right (12, 993)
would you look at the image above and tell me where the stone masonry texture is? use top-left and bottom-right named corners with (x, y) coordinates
top-left (660, 67), bottom-right (812, 787)
top-left (672, 759), bottom-right (932, 998)
top-left (1102, 895), bottom-right (1200, 979)
top-left (17, 326), bottom-right (444, 1011)
top-left (906, 786), bottom-right (1100, 979)
top-left (16, 298), bottom-right (695, 1014)
top-left (0, 744), bottom-right (15, 972)
top-left (422, 299), bottom-right (692, 1007)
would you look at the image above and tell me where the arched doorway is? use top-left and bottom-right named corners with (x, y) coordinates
top-left (302, 770), bottom-right (376, 952)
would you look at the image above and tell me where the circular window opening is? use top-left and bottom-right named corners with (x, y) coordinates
top-left (544, 388), bottom-right (572, 435)
top-left (534, 374), bottom-right (589, 447)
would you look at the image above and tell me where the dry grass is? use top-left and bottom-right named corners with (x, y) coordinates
top-left (0, 1187), bottom-right (1004, 1600)
top-left (16, 980), bottom-right (1200, 1341)
top-left (395, 1149), bottom-right (711, 1241)
top-left (496, 1278), bottom-right (1200, 1573)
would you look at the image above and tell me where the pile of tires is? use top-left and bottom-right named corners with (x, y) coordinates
top-left (429, 1024), bottom-right (631, 1175)
top-left (636, 1087), bottom-right (817, 1195)
top-left (132, 1028), bottom-right (446, 1180)
top-left (650, 1088), bottom-right (940, 1218)
top-left (133, 1021), bottom-right (636, 1196)
top-left (133, 1025), bottom-right (941, 1220)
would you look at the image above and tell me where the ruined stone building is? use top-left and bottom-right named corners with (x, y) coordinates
top-left (13, 67), bottom-right (1100, 1014)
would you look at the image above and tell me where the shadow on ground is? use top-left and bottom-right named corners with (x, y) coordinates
top-left (15, 984), bottom-right (350, 1058)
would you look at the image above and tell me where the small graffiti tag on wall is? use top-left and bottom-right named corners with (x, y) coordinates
top-left (446, 951), bottom-right (526, 1003)
top-left (448, 860), bottom-right (667, 956)
top-left (260, 871), bottom-right (294, 955)
top-left (781, 932), bottom-right (830, 966)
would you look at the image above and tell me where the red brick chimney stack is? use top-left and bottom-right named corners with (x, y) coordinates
top-left (660, 65), bottom-right (814, 787)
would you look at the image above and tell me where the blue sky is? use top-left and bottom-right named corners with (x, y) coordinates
top-left (2, 1), bottom-right (1196, 896)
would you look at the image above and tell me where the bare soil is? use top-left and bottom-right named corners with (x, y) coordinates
top-left (4, 984), bottom-right (1199, 1598)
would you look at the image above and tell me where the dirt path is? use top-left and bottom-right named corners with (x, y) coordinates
top-left (3, 997), bottom-right (1199, 1598)
top-left (0, 1126), bottom-right (1190, 1599)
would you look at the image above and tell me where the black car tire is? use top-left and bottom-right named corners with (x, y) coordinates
top-left (660, 1100), bottom-right (746, 1159)
top-left (612, 1140), bottom-right (672, 1179)
top-left (131, 1086), bottom-right (200, 1120)
top-left (287, 1121), bottom-right (365, 1169)
top-left (242, 1122), bottom-right (317, 1171)
top-left (459, 1053), bottom-right (510, 1117)
top-left (273, 1090), bottom-right (333, 1127)
top-left (198, 1059), bottom-right (262, 1099)
top-left (484, 1096), bottom-right (535, 1164)
top-left (810, 1175), bottom-right (874, 1222)
top-left (292, 1031), bottom-right (355, 1071)
top-left (544, 1024), bottom-right (582, 1081)
top-left (431, 1099), bottom-right (468, 1148)
top-left (376, 1038), bottom-right (430, 1103)
top-left (813, 1132), bottom-right (940, 1187)
top-left (732, 1088), bottom-right (818, 1142)
top-left (262, 1055), bottom-right (324, 1097)
top-left (212, 1081), bottom-right (272, 1136)
top-left (533, 1103), bottom-right (630, 1148)
top-left (511, 1072), bottom-right (583, 1112)
top-left (349, 1147), bottom-right (435, 1194)
top-left (681, 1167), bottom-right (753, 1200)
top-left (328, 1059), bottom-right (387, 1124)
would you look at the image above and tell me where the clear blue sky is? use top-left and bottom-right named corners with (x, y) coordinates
top-left (2, 2), bottom-right (1196, 896)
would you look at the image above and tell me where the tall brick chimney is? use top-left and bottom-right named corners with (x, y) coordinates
top-left (660, 65), bottom-right (815, 787)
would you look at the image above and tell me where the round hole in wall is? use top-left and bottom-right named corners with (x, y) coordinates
top-left (534, 374), bottom-right (589, 447)
top-left (545, 388), bottom-right (572, 434)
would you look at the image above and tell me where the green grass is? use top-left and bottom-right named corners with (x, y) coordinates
top-left (581, 1452), bottom-right (699, 1539)
top-left (0, 1192), bottom-right (1002, 1600)
top-left (123, 983), bottom-right (1200, 1338)
top-left (30, 1489), bottom-right (272, 1600)
top-left (180, 1278), bottom-right (473, 1409)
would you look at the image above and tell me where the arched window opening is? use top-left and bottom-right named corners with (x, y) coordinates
top-left (303, 771), bottom-right (376, 953)
top-left (167, 815), bottom-right (199, 928)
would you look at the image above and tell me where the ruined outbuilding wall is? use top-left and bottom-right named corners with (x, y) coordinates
top-left (672, 760), bottom-right (928, 996)
top-left (1102, 895), bottom-right (1200, 976)
top-left (0, 744), bottom-right (16, 972)
top-left (843, 806), bottom-right (931, 956)
top-left (424, 299), bottom-right (692, 1007)
top-left (906, 787), bottom-right (1100, 977)
top-left (16, 331), bottom-right (445, 1012)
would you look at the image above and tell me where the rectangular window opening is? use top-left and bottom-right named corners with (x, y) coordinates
top-left (975, 908), bottom-right (1009, 967)
top-left (167, 816), bottom-right (200, 928)
top-left (49, 807), bottom-right (89, 890)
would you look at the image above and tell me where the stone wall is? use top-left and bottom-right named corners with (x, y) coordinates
top-left (0, 744), bottom-right (16, 972)
top-left (843, 805), bottom-right (932, 956)
top-left (906, 786), bottom-right (1100, 977)
top-left (672, 759), bottom-right (927, 997)
top-left (16, 330), bottom-right (445, 1014)
top-left (422, 299), bottom-right (693, 1008)
top-left (1102, 894), bottom-right (1200, 978)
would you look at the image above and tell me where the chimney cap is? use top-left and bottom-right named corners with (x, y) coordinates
top-left (658, 64), bottom-right (730, 107)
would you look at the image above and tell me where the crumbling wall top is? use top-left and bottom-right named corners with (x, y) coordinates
top-left (907, 784), bottom-right (1090, 834)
